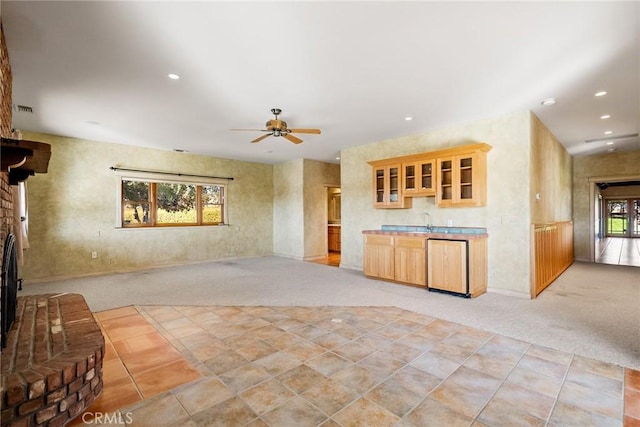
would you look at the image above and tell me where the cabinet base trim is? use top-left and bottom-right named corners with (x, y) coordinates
top-left (428, 287), bottom-right (471, 298)
top-left (364, 275), bottom-right (427, 289)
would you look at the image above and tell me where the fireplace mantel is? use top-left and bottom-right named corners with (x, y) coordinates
top-left (1, 137), bottom-right (51, 184)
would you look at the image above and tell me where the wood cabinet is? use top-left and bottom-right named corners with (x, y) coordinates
top-left (369, 143), bottom-right (490, 209)
top-left (371, 163), bottom-right (411, 209)
top-left (364, 235), bottom-right (426, 287)
top-left (363, 235), bottom-right (395, 280)
top-left (427, 238), bottom-right (487, 297)
top-left (394, 237), bottom-right (427, 286)
top-left (328, 226), bottom-right (341, 252)
top-left (403, 159), bottom-right (436, 196)
top-left (436, 150), bottom-right (487, 207)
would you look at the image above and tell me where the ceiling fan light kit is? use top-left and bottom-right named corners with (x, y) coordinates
top-left (232, 108), bottom-right (321, 144)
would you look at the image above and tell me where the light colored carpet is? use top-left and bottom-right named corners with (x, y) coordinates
top-left (20, 257), bottom-right (640, 370)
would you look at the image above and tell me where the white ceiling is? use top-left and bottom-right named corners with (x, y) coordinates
top-left (2, 1), bottom-right (639, 165)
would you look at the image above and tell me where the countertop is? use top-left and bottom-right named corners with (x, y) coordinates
top-left (363, 225), bottom-right (488, 240)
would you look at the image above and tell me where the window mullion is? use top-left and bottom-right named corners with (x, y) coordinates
top-left (196, 186), bottom-right (203, 225)
top-left (150, 183), bottom-right (157, 226)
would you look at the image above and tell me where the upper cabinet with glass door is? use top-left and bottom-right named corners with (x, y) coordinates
top-left (369, 143), bottom-right (491, 209)
top-left (370, 162), bottom-right (412, 209)
top-left (403, 158), bottom-right (436, 196)
top-left (436, 146), bottom-right (490, 207)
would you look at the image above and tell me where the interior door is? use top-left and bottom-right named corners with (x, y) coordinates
top-left (605, 200), bottom-right (628, 237)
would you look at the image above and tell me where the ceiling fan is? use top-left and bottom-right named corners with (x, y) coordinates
top-left (231, 108), bottom-right (321, 144)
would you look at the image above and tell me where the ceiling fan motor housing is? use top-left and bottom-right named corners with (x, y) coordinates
top-left (266, 119), bottom-right (288, 132)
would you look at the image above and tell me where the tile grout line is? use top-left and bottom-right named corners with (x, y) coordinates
top-left (540, 351), bottom-right (573, 427)
top-left (96, 314), bottom-right (146, 402)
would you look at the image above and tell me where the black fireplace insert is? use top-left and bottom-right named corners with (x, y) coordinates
top-left (1, 233), bottom-right (19, 349)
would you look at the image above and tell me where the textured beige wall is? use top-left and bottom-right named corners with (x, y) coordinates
top-left (341, 111), bottom-right (533, 295)
top-left (303, 159), bottom-right (340, 259)
top-left (273, 159), bottom-right (304, 259)
top-left (273, 159), bottom-right (340, 260)
top-left (573, 150), bottom-right (640, 261)
top-left (530, 114), bottom-right (572, 224)
top-left (22, 132), bottom-right (274, 281)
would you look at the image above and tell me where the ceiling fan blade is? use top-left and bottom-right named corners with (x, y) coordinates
top-left (231, 128), bottom-right (266, 131)
top-left (288, 128), bottom-right (321, 134)
top-left (283, 133), bottom-right (303, 144)
top-left (251, 134), bottom-right (271, 143)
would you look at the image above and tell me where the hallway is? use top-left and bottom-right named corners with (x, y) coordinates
top-left (596, 237), bottom-right (640, 267)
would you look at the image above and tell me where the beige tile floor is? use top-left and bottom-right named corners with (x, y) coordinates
top-left (78, 305), bottom-right (639, 427)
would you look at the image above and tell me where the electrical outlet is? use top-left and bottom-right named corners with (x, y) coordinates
top-left (91, 252), bottom-right (98, 259)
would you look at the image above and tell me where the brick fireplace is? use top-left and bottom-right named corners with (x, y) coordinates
top-left (1, 21), bottom-right (105, 427)
top-left (1, 294), bottom-right (105, 427)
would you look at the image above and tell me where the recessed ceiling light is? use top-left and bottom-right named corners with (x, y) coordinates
top-left (336, 157), bottom-right (340, 160)
top-left (404, 116), bottom-right (413, 121)
top-left (604, 131), bottom-right (613, 135)
top-left (595, 91), bottom-right (607, 97)
top-left (168, 73), bottom-right (180, 80)
top-left (541, 98), bottom-right (557, 106)
top-left (605, 141), bottom-right (614, 145)
top-left (600, 114), bottom-right (611, 119)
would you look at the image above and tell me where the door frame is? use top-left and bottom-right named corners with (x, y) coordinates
top-left (603, 198), bottom-right (640, 237)
top-left (588, 174), bottom-right (640, 261)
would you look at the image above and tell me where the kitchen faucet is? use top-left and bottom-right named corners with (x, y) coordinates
top-left (424, 212), bottom-right (432, 232)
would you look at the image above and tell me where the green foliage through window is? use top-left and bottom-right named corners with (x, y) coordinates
top-left (122, 180), bottom-right (225, 227)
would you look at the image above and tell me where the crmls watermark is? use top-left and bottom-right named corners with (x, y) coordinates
top-left (81, 411), bottom-right (133, 424)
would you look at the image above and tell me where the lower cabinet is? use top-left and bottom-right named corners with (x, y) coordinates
top-left (427, 238), bottom-right (487, 297)
top-left (394, 237), bottom-right (427, 286)
top-left (363, 235), bottom-right (395, 280)
top-left (364, 235), bottom-right (426, 287)
top-left (364, 233), bottom-right (487, 296)
top-left (328, 226), bottom-right (341, 252)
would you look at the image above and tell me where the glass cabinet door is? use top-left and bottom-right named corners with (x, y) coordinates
top-left (458, 156), bottom-right (474, 201)
top-left (375, 168), bottom-right (385, 204)
top-left (404, 164), bottom-right (416, 192)
top-left (439, 159), bottom-right (453, 202)
top-left (389, 166), bottom-right (399, 203)
top-left (419, 161), bottom-right (434, 193)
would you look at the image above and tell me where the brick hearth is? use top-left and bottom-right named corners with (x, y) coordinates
top-left (1, 294), bottom-right (105, 427)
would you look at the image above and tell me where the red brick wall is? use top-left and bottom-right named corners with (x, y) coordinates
top-left (1, 20), bottom-right (14, 259)
top-left (1, 21), bottom-right (13, 138)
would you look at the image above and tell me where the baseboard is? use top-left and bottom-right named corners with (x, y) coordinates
top-left (486, 287), bottom-right (532, 299)
top-left (303, 254), bottom-right (328, 261)
top-left (23, 255), bottom-right (269, 284)
top-left (272, 252), bottom-right (304, 261)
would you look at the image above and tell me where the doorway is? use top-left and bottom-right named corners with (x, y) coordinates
top-left (593, 180), bottom-right (640, 267)
top-left (604, 199), bottom-right (640, 237)
top-left (311, 187), bottom-right (341, 267)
